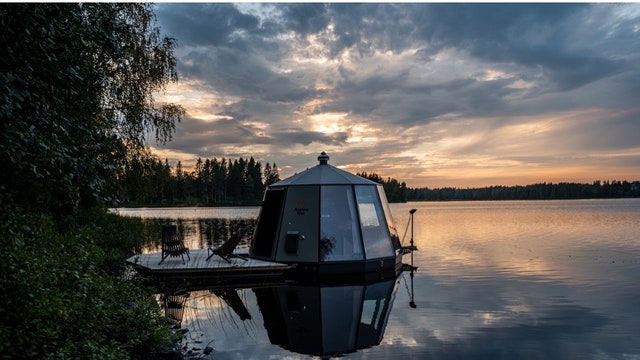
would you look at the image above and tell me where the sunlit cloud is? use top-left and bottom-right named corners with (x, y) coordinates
top-left (149, 146), bottom-right (200, 170)
top-left (153, 3), bottom-right (640, 188)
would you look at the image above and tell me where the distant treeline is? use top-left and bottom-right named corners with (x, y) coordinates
top-left (117, 155), bottom-right (640, 206)
top-left (117, 155), bottom-right (281, 206)
top-left (355, 173), bottom-right (640, 201)
top-left (406, 180), bottom-right (640, 201)
top-left (357, 172), bottom-right (409, 203)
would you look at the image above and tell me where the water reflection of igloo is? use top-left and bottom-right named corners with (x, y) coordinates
top-left (254, 276), bottom-right (398, 357)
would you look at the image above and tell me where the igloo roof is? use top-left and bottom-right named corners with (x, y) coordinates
top-left (270, 152), bottom-right (377, 186)
top-left (251, 151), bottom-right (402, 273)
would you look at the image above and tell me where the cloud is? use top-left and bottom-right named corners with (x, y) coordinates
top-left (281, 3), bottom-right (330, 36)
top-left (156, 3), bottom-right (260, 47)
top-left (153, 3), bottom-right (640, 187)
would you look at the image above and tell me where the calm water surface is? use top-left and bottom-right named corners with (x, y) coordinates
top-left (117, 199), bottom-right (640, 359)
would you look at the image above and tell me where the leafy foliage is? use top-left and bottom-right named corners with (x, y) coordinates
top-left (0, 4), bottom-right (184, 358)
top-left (0, 207), bottom-right (175, 359)
top-left (0, 3), bottom-right (183, 214)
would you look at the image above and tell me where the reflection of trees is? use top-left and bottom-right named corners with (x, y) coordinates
top-left (200, 219), bottom-right (256, 249)
top-left (142, 218), bottom-right (257, 251)
top-left (319, 235), bottom-right (335, 261)
top-left (157, 288), bottom-right (256, 358)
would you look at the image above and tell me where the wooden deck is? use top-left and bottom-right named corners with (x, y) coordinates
top-left (126, 248), bottom-right (290, 280)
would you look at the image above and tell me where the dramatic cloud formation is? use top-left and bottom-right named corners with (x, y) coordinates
top-left (152, 3), bottom-right (640, 187)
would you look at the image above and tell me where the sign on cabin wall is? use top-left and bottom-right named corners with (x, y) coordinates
top-left (277, 185), bottom-right (319, 263)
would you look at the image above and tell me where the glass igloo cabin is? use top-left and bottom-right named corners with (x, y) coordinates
top-left (250, 152), bottom-right (402, 275)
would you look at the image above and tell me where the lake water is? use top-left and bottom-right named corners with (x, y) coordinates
top-left (116, 199), bottom-right (640, 359)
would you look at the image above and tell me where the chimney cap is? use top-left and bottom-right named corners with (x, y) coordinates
top-left (318, 152), bottom-right (330, 164)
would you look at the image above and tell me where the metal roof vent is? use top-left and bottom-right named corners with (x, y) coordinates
top-left (317, 151), bottom-right (329, 165)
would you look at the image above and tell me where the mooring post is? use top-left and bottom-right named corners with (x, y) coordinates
top-left (409, 209), bottom-right (416, 266)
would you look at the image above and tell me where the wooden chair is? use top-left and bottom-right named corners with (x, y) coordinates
top-left (159, 225), bottom-right (190, 265)
top-left (206, 229), bottom-right (248, 263)
top-left (162, 291), bottom-right (190, 326)
top-left (211, 288), bottom-right (251, 320)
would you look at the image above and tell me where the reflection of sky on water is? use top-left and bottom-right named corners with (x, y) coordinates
top-left (114, 206), bottom-right (260, 220)
top-left (386, 199), bottom-right (640, 359)
top-left (395, 200), bottom-right (640, 287)
top-left (381, 282), bottom-right (639, 359)
top-left (128, 199), bottom-right (640, 358)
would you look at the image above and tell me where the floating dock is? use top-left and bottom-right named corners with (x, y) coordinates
top-left (126, 248), bottom-right (290, 282)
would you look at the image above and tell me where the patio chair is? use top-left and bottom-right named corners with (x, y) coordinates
top-left (162, 291), bottom-right (190, 326)
top-left (212, 288), bottom-right (251, 321)
top-left (206, 229), bottom-right (248, 263)
top-left (159, 224), bottom-right (190, 265)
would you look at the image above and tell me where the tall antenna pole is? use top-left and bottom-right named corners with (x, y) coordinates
top-left (409, 208), bottom-right (417, 308)
top-left (409, 209), bottom-right (416, 265)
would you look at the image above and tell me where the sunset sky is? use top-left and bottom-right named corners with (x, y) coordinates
top-left (151, 3), bottom-right (640, 188)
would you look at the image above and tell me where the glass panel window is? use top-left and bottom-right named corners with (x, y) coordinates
top-left (251, 188), bottom-right (284, 259)
top-left (358, 203), bottom-right (379, 227)
top-left (377, 185), bottom-right (401, 250)
top-left (357, 279), bottom-right (396, 349)
top-left (321, 286), bottom-right (363, 354)
top-left (320, 185), bottom-right (363, 261)
top-left (355, 185), bottom-right (394, 259)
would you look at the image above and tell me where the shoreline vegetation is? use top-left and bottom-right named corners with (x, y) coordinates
top-left (1, 207), bottom-right (180, 359)
top-left (2, 4), bottom-right (187, 359)
top-left (115, 157), bottom-right (640, 206)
